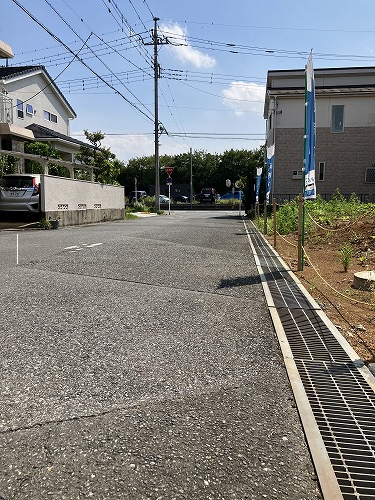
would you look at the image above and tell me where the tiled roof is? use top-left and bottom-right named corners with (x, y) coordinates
top-left (0, 65), bottom-right (76, 117)
top-left (0, 65), bottom-right (43, 79)
top-left (25, 124), bottom-right (92, 148)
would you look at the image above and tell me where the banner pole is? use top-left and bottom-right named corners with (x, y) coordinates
top-left (273, 197), bottom-right (277, 249)
top-left (298, 194), bottom-right (303, 271)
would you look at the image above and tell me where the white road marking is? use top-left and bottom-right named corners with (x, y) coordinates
top-left (85, 243), bottom-right (103, 248)
top-left (64, 243), bottom-right (103, 251)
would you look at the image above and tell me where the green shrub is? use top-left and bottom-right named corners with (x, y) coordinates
top-left (133, 201), bottom-right (147, 212)
top-left (339, 243), bottom-right (353, 272)
top-left (39, 218), bottom-right (51, 230)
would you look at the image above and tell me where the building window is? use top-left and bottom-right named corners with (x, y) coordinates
top-left (332, 105), bottom-right (344, 132)
top-left (365, 167), bottom-right (375, 183)
top-left (26, 103), bottom-right (34, 116)
top-left (292, 170), bottom-right (303, 179)
top-left (16, 99), bottom-right (24, 119)
top-left (318, 162), bottom-right (325, 181)
top-left (44, 110), bottom-right (58, 123)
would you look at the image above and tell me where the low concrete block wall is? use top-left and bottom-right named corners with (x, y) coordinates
top-left (40, 175), bottom-right (125, 226)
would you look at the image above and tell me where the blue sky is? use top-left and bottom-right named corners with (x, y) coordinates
top-left (2, 0), bottom-right (375, 162)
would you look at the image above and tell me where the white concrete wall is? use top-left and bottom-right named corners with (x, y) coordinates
top-left (40, 175), bottom-right (125, 226)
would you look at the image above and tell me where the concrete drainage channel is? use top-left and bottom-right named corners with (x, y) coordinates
top-left (244, 219), bottom-right (375, 500)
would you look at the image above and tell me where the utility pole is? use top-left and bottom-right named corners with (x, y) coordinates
top-left (146, 17), bottom-right (169, 212)
top-left (152, 17), bottom-right (160, 211)
top-left (190, 147), bottom-right (193, 208)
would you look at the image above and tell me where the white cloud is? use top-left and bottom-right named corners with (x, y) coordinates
top-left (160, 23), bottom-right (215, 69)
top-left (222, 82), bottom-right (266, 116)
top-left (72, 131), bottom-right (190, 163)
top-left (101, 134), bottom-right (154, 163)
top-left (103, 134), bottom-right (188, 163)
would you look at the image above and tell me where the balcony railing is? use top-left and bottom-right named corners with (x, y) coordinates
top-left (0, 94), bottom-right (13, 124)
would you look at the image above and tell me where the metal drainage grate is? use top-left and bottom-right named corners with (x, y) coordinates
top-left (277, 307), bottom-right (353, 363)
top-left (246, 221), bottom-right (375, 499)
top-left (296, 359), bottom-right (375, 499)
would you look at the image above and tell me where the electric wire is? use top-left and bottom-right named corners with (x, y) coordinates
top-left (125, 0), bottom-right (149, 33)
top-left (42, 0), bottom-right (154, 120)
top-left (168, 18), bottom-right (375, 35)
top-left (158, 27), bottom-right (375, 62)
top-left (10, 0), bottom-right (154, 123)
top-left (99, 0), bottom-right (152, 66)
top-left (158, 81), bottom-right (191, 150)
top-left (10, 34), bottom-right (93, 111)
top-left (178, 80), bottom-right (265, 106)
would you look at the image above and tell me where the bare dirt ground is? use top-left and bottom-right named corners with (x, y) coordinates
top-left (265, 216), bottom-right (375, 363)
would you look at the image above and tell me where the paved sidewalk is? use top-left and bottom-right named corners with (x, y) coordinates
top-left (0, 211), bottom-right (320, 499)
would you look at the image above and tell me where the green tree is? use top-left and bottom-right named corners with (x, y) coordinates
top-left (75, 130), bottom-right (124, 184)
top-left (118, 155), bottom-right (155, 192)
top-left (0, 154), bottom-right (19, 176)
top-left (116, 147), bottom-right (265, 199)
top-left (24, 141), bottom-right (69, 176)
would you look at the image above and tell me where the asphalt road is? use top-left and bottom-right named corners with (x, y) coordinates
top-left (0, 211), bottom-right (320, 499)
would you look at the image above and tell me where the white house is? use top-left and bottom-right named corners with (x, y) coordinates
top-left (264, 66), bottom-right (375, 202)
top-left (0, 63), bottom-right (89, 166)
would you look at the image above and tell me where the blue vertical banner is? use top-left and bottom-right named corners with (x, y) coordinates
top-left (255, 167), bottom-right (262, 203)
top-left (265, 144), bottom-right (275, 204)
top-left (304, 52), bottom-right (316, 199)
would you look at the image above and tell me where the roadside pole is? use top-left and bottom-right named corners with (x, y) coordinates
top-left (165, 166), bottom-right (174, 216)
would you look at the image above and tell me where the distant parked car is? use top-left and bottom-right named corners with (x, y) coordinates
top-left (159, 195), bottom-right (170, 204)
top-left (128, 190), bottom-right (147, 202)
top-left (0, 174), bottom-right (40, 212)
top-left (174, 195), bottom-right (189, 203)
top-left (220, 190), bottom-right (244, 200)
top-left (199, 187), bottom-right (216, 203)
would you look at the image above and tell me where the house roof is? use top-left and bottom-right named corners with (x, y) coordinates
top-left (264, 66), bottom-right (375, 116)
top-left (0, 40), bottom-right (13, 59)
top-left (266, 66), bottom-right (375, 91)
top-left (25, 123), bottom-right (92, 149)
top-left (0, 65), bottom-right (76, 118)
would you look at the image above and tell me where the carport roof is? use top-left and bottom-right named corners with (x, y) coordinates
top-left (25, 124), bottom-right (92, 148)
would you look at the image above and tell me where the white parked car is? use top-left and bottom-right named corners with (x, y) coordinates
top-left (159, 195), bottom-right (170, 204)
top-left (0, 174), bottom-right (40, 212)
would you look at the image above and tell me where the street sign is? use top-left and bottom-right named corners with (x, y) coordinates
top-left (166, 176), bottom-right (172, 185)
top-left (165, 167), bottom-right (174, 176)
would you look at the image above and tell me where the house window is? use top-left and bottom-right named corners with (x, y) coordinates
top-left (318, 162), bottom-right (325, 181)
top-left (44, 110), bottom-right (58, 123)
top-left (365, 167), bottom-right (375, 183)
top-left (17, 99), bottom-right (24, 119)
top-left (26, 103), bottom-right (34, 116)
top-left (332, 105), bottom-right (344, 132)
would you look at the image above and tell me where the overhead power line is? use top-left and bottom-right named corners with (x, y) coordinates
top-left (11, 0), bottom-right (154, 123)
top-left (42, 0), bottom-right (153, 119)
top-left (166, 18), bottom-right (375, 35)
